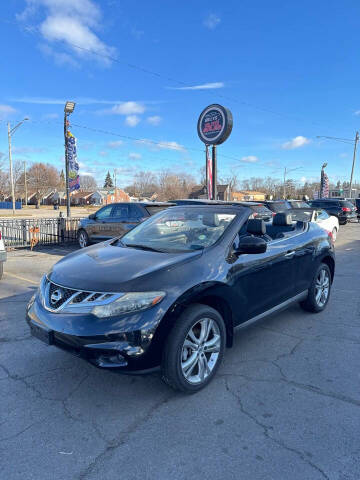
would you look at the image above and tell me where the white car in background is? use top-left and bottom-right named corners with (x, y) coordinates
top-left (290, 208), bottom-right (339, 242)
top-left (0, 229), bottom-right (6, 279)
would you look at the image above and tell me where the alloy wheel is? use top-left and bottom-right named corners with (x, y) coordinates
top-left (181, 318), bottom-right (221, 385)
top-left (79, 232), bottom-right (87, 248)
top-left (314, 268), bottom-right (330, 307)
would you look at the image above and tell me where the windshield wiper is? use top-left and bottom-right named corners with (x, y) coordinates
top-left (124, 243), bottom-right (165, 253)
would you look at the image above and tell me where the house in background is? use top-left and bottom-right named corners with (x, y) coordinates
top-left (188, 184), bottom-right (230, 201)
top-left (232, 191), bottom-right (266, 201)
top-left (103, 188), bottom-right (130, 204)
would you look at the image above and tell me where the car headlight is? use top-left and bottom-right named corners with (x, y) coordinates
top-left (91, 291), bottom-right (165, 318)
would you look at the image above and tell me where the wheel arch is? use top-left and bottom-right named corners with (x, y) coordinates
top-left (320, 254), bottom-right (335, 282)
top-left (154, 282), bottom-right (235, 352)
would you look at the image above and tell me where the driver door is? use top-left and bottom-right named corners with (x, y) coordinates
top-left (228, 234), bottom-right (297, 322)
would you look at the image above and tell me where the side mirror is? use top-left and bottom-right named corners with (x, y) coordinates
top-left (89, 213), bottom-right (96, 220)
top-left (235, 235), bottom-right (267, 255)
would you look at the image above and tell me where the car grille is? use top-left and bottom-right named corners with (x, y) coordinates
top-left (48, 281), bottom-right (77, 309)
top-left (41, 277), bottom-right (120, 313)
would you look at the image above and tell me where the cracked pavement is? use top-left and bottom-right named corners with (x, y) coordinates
top-left (0, 225), bottom-right (359, 480)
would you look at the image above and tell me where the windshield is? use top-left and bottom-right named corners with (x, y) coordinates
top-left (289, 209), bottom-right (313, 221)
top-left (270, 202), bottom-right (290, 212)
top-left (119, 207), bottom-right (237, 252)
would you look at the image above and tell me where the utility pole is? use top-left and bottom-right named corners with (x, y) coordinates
top-left (7, 122), bottom-right (16, 215)
top-left (7, 118), bottom-right (29, 214)
top-left (349, 131), bottom-right (359, 199)
top-left (317, 133), bottom-right (359, 198)
top-left (24, 160), bottom-right (27, 207)
top-left (113, 169), bottom-right (117, 191)
top-left (283, 166), bottom-right (302, 199)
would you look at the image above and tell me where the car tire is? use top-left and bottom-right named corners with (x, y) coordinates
top-left (300, 263), bottom-right (332, 313)
top-left (339, 219), bottom-right (347, 226)
top-left (78, 229), bottom-right (90, 248)
top-left (331, 227), bottom-right (337, 242)
top-left (0, 262), bottom-right (3, 280)
top-left (161, 303), bottom-right (226, 393)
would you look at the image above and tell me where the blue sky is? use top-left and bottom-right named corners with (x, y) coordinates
top-left (1, 0), bottom-right (360, 188)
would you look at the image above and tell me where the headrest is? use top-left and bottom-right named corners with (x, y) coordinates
top-left (247, 218), bottom-right (266, 235)
top-left (202, 213), bottom-right (220, 227)
top-left (273, 212), bottom-right (292, 226)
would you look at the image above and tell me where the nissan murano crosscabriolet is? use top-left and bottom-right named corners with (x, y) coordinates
top-left (26, 205), bottom-right (335, 393)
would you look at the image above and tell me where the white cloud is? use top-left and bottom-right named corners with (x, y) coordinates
top-left (169, 82), bottom-right (224, 91)
top-left (147, 115), bottom-right (162, 126)
top-left (17, 0), bottom-right (116, 65)
top-left (125, 115), bottom-right (141, 127)
top-left (339, 152), bottom-right (348, 158)
top-left (282, 136), bottom-right (311, 150)
top-left (136, 138), bottom-right (185, 152)
top-left (354, 110), bottom-right (360, 116)
top-left (203, 14), bottom-right (221, 29)
top-left (80, 171), bottom-right (96, 177)
top-left (39, 43), bottom-right (79, 68)
top-left (241, 155), bottom-right (259, 163)
top-left (0, 104), bottom-right (16, 117)
top-left (98, 151), bottom-right (108, 157)
top-left (112, 102), bottom-right (146, 115)
top-left (128, 152), bottom-right (142, 160)
top-left (107, 140), bottom-right (124, 149)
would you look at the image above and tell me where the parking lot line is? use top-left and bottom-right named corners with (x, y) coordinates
top-left (5, 272), bottom-right (39, 285)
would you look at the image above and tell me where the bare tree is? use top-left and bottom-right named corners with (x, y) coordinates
top-left (219, 173), bottom-right (239, 192)
top-left (27, 163), bottom-right (60, 206)
top-left (0, 156), bottom-right (8, 199)
top-left (157, 170), bottom-right (196, 200)
top-left (133, 171), bottom-right (158, 196)
top-left (79, 175), bottom-right (97, 191)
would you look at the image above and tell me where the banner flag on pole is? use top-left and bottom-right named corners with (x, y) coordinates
top-left (320, 170), bottom-right (329, 198)
top-left (66, 131), bottom-right (80, 192)
top-left (207, 146), bottom-right (213, 200)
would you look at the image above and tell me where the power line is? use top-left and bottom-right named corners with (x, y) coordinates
top-left (1, 18), bottom-right (339, 130)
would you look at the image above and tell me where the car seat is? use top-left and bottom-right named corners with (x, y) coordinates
top-left (266, 213), bottom-right (294, 239)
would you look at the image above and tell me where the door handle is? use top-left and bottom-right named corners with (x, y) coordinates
top-left (285, 250), bottom-right (295, 257)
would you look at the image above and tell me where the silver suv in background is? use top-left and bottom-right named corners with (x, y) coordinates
top-left (77, 202), bottom-right (174, 248)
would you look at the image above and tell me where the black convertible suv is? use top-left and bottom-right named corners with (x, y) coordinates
top-left (26, 205), bottom-right (335, 393)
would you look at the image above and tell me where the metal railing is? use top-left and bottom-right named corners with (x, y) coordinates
top-left (0, 217), bottom-right (81, 248)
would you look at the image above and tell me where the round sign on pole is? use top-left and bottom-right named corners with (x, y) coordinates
top-left (197, 104), bottom-right (233, 145)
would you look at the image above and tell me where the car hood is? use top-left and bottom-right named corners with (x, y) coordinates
top-left (49, 242), bottom-right (201, 291)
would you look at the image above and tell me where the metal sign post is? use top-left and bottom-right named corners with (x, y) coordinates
top-left (212, 145), bottom-right (217, 201)
top-left (197, 104), bottom-right (233, 200)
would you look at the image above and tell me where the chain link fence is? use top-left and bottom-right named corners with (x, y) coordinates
top-left (0, 217), bottom-right (81, 248)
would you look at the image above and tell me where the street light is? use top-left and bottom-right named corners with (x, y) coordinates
top-left (7, 118), bottom-right (29, 215)
top-left (64, 101), bottom-right (76, 114)
top-left (317, 133), bottom-right (359, 198)
top-left (64, 101), bottom-right (76, 217)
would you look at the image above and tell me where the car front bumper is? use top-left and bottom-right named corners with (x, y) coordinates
top-left (26, 294), bottom-right (165, 372)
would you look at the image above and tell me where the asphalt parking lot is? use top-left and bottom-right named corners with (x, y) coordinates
top-left (1, 223), bottom-right (360, 480)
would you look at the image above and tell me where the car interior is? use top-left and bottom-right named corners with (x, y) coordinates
top-left (242, 213), bottom-right (305, 242)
